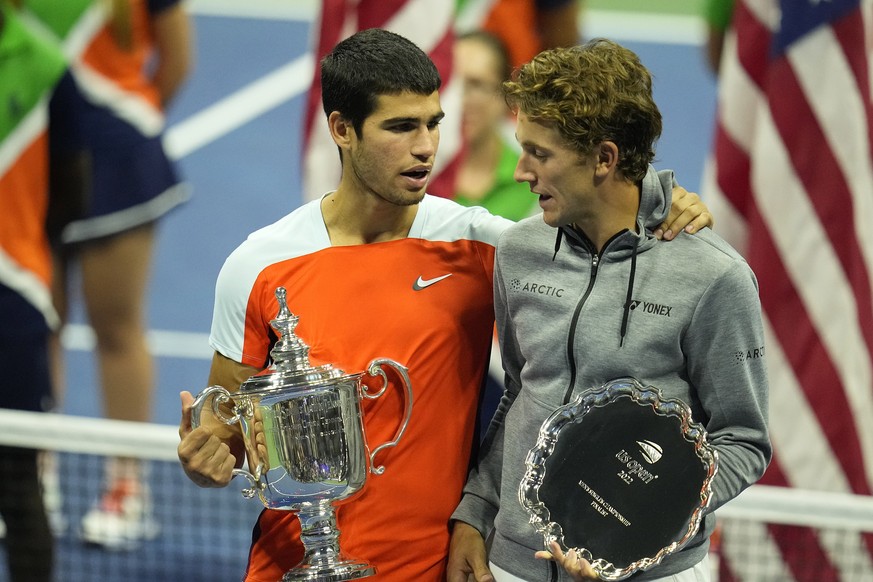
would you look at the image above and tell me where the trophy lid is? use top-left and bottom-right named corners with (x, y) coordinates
top-left (239, 287), bottom-right (347, 394)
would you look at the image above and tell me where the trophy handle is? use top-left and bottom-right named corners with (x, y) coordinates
top-left (362, 358), bottom-right (413, 475)
top-left (231, 468), bottom-right (259, 499)
top-left (189, 386), bottom-right (260, 499)
top-left (189, 385), bottom-right (240, 428)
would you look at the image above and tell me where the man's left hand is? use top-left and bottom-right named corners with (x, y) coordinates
top-left (535, 541), bottom-right (598, 581)
top-left (655, 186), bottom-right (714, 240)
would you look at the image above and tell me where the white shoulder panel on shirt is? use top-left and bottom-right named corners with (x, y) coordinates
top-left (410, 195), bottom-right (513, 245)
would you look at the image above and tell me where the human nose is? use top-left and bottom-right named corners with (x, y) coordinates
top-left (412, 125), bottom-right (438, 159)
top-left (514, 154), bottom-right (534, 184)
top-left (462, 78), bottom-right (500, 99)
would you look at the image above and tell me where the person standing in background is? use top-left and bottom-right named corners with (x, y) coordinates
top-left (21, 0), bottom-right (193, 550)
top-left (0, 1), bottom-right (86, 579)
top-left (703, 0), bottom-right (734, 75)
top-left (454, 30), bottom-right (538, 222)
top-left (455, 0), bottom-right (582, 70)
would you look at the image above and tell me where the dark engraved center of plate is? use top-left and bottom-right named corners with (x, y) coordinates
top-left (538, 397), bottom-right (706, 569)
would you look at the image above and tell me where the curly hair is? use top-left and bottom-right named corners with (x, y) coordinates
top-left (504, 38), bottom-right (661, 182)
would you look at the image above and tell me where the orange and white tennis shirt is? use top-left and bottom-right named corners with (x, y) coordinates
top-left (210, 194), bottom-right (512, 582)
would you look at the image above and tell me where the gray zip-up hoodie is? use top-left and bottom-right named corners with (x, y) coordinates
top-left (452, 167), bottom-right (771, 581)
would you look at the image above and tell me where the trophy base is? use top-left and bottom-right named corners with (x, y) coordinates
top-left (281, 560), bottom-right (375, 582)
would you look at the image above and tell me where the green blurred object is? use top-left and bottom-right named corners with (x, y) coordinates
top-left (703, 0), bottom-right (735, 30)
top-left (587, 0), bottom-right (705, 16)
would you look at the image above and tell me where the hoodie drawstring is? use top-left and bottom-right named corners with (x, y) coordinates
top-left (552, 228), bottom-right (564, 261)
top-left (619, 234), bottom-right (640, 347)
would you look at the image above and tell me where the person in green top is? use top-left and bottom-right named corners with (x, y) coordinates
top-left (704, 0), bottom-right (735, 74)
top-left (454, 30), bottom-right (539, 222)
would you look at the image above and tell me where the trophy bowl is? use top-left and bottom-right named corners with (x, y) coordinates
top-left (519, 378), bottom-right (717, 580)
top-left (191, 287), bottom-right (413, 581)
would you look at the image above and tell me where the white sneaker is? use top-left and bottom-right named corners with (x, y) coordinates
top-left (79, 479), bottom-right (159, 550)
top-left (39, 451), bottom-right (67, 535)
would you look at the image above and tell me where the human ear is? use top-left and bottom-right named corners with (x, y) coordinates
top-left (595, 141), bottom-right (619, 175)
top-left (328, 111), bottom-right (353, 148)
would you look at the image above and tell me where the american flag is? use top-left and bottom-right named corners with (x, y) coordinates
top-left (301, 0), bottom-right (461, 202)
top-left (703, 0), bottom-right (873, 579)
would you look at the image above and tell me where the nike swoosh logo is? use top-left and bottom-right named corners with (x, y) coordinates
top-left (413, 273), bottom-right (453, 291)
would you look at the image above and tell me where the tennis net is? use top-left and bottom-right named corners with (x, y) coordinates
top-left (0, 409), bottom-right (262, 582)
top-left (713, 484), bottom-right (873, 581)
top-left (2, 408), bottom-right (873, 581)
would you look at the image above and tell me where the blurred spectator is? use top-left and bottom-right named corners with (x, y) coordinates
top-left (703, 0), bottom-right (734, 75)
top-left (455, 0), bottom-right (582, 69)
top-left (454, 30), bottom-right (538, 222)
top-left (22, 0), bottom-right (193, 550)
top-left (452, 30), bottom-right (536, 439)
top-left (0, 2), bottom-right (86, 579)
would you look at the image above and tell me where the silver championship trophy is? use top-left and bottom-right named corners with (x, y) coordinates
top-left (190, 287), bottom-right (413, 581)
top-left (519, 378), bottom-right (718, 580)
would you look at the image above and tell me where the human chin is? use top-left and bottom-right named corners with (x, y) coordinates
top-left (540, 202), bottom-right (568, 228)
top-left (384, 186), bottom-right (426, 206)
top-left (541, 211), bottom-right (563, 228)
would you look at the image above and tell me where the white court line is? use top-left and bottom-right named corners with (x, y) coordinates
top-left (585, 11), bottom-right (706, 46)
top-left (188, 0), bottom-right (318, 21)
top-left (62, 323), bottom-right (213, 360)
top-left (163, 54), bottom-right (314, 160)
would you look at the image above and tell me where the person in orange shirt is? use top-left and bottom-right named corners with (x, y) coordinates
top-left (456, 0), bottom-right (583, 70)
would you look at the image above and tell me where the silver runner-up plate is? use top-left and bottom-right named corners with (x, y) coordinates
top-left (519, 377), bottom-right (718, 581)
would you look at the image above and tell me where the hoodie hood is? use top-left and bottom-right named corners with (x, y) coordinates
top-left (639, 165), bottom-right (673, 232)
top-left (553, 166), bottom-right (674, 261)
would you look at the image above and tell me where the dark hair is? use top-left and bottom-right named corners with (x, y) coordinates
top-left (321, 28), bottom-right (442, 136)
top-left (456, 30), bottom-right (512, 82)
top-left (504, 38), bottom-right (661, 182)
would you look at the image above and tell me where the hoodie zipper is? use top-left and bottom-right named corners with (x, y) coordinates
top-left (551, 231), bottom-right (623, 582)
top-left (561, 245), bottom-right (599, 406)
top-left (560, 229), bottom-right (629, 406)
